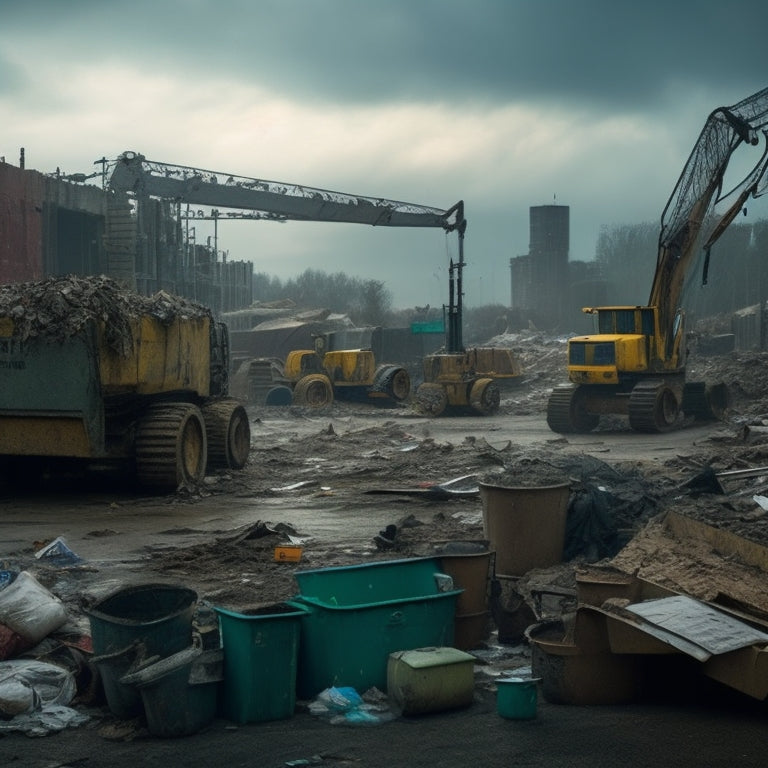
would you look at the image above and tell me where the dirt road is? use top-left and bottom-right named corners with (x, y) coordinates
top-left (0, 410), bottom-right (723, 565)
top-left (1, 401), bottom-right (768, 766)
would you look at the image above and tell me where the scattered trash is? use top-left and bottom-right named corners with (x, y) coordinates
top-left (0, 571), bottom-right (14, 590)
top-left (34, 536), bottom-right (83, 566)
top-left (374, 524), bottom-right (398, 550)
top-left (0, 571), bottom-right (69, 646)
top-left (308, 686), bottom-right (394, 726)
top-left (274, 545), bottom-right (303, 563)
top-left (365, 473), bottom-right (479, 500)
top-left (682, 464), bottom-right (768, 496)
top-left (271, 480), bottom-right (319, 492)
top-left (0, 659), bottom-right (87, 736)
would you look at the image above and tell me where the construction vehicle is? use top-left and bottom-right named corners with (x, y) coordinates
top-left (108, 152), bottom-right (521, 416)
top-left (229, 325), bottom-right (411, 407)
top-left (283, 339), bottom-right (411, 407)
top-left (0, 276), bottom-right (251, 491)
top-left (414, 241), bottom-right (523, 416)
top-left (547, 86), bottom-right (768, 434)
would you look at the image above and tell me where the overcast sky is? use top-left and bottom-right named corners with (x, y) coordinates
top-left (4, 0), bottom-right (768, 309)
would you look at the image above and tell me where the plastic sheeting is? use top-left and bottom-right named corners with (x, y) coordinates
top-left (0, 659), bottom-right (88, 736)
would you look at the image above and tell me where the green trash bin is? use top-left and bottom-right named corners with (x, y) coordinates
top-left (86, 583), bottom-right (197, 718)
top-left (214, 602), bottom-right (307, 724)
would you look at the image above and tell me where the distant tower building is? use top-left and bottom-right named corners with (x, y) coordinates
top-left (530, 203), bottom-right (569, 317)
top-left (509, 204), bottom-right (571, 329)
top-left (509, 254), bottom-right (532, 312)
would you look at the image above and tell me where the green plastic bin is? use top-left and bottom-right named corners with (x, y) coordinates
top-left (496, 677), bottom-right (541, 720)
top-left (120, 646), bottom-right (220, 738)
top-left (86, 583), bottom-right (197, 719)
top-left (290, 558), bottom-right (462, 699)
top-left (214, 602), bottom-right (307, 724)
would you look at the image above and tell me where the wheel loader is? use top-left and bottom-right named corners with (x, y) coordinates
top-left (0, 276), bottom-right (250, 491)
top-left (414, 224), bottom-right (523, 417)
top-left (283, 342), bottom-right (411, 407)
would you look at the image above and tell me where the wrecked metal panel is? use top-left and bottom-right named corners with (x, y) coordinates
top-left (627, 596), bottom-right (768, 656)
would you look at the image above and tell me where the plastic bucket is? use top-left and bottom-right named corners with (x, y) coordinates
top-left (453, 611), bottom-right (490, 651)
top-left (437, 547), bottom-right (492, 615)
top-left (121, 646), bottom-right (220, 738)
top-left (497, 677), bottom-right (540, 719)
top-left (86, 584), bottom-right (197, 718)
top-left (478, 482), bottom-right (570, 577)
top-left (214, 602), bottom-right (306, 724)
top-left (90, 642), bottom-right (146, 718)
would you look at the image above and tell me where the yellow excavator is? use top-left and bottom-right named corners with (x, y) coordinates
top-left (547, 86), bottom-right (768, 433)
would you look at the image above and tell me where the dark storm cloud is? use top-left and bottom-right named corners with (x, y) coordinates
top-left (5, 0), bottom-right (767, 110)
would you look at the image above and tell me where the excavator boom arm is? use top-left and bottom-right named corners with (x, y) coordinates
top-left (108, 151), bottom-right (462, 231)
top-left (650, 87), bottom-right (768, 339)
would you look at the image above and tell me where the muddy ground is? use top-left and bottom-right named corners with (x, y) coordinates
top-left (2, 333), bottom-right (768, 765)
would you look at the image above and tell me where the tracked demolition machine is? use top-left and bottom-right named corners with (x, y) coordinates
top-left (548, 86), bottom-right (768, 433)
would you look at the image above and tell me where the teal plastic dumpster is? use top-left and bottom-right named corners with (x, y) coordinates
top-left (290, 557), bottom-right (462, 698)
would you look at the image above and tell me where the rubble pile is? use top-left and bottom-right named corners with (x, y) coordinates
top-left (0, 275), bottom-right (211, 355)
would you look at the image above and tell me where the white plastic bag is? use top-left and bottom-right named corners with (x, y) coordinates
top-left (0, 660), bottom-right (85, 736)
top-left (0, 571), bottom-right (68, 644)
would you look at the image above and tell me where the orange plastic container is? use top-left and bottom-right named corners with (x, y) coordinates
top-left (274, 545), bottom-right (303, 563)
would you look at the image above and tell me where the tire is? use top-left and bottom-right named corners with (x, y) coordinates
top-left (469, 378), bottom-right (500, 416)
top-left (415, 383), bottom-right (448, 416)
top-left (264, 385), bottom-right (293, 406)
top-left (135, 403), bottom-right (207, 491)
top-left (373, 364), bottom-right (411, 401)
top-left (203, 399), bottom-right (251, 470)
top-left (293, 374), bottom-right (334, 407)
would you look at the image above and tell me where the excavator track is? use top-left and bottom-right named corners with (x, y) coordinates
top-left (203, 399), bottom-right (251, 470)
top-left (628, 381), bottom-right (679, 433)
top-left (135, 403), bottom-right (207, 490)
top-left (546, 385), bottom-right (599, 433)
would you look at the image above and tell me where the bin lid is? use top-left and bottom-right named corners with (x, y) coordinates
top-left (120, 645), bottom-right (201, 688)
top-left (498, 676), bottom-right (542, 685)
top-left (389, 646), bottom-right (475, 669)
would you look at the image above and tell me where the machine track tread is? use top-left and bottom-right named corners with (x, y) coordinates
top-left (628, 381), bottom-right (679, 433)
top-left (135, 403), bottom-right (207, 490)
top-left (546, 385), bottom-right (599, 434)
top-left (203, 399), bottom-right (251, 470)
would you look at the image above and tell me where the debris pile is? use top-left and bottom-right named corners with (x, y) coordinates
top-left (0, 275), bottom-right (212, 355)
